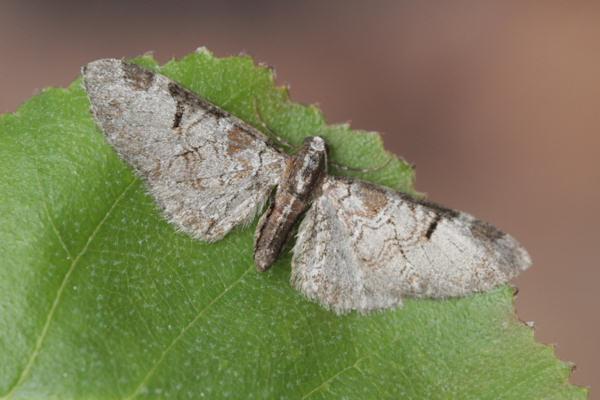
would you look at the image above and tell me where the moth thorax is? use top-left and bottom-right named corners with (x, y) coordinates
top-left (282, 136), bottom-right (327, 199)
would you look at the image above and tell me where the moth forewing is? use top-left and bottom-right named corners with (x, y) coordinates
top-left (82, 59), bottom-right (288, 242)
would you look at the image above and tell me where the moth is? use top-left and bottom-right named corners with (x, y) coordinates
top-left (82, 59), bottom-right (531, 314)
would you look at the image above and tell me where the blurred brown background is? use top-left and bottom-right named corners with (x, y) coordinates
top-left (1, 0), bottom-right (597, 394)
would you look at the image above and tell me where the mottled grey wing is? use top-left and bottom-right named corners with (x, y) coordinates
top-left (82, 59), bottom-right (288, 241)
top-left (291, 175), bottom-right (531, 314)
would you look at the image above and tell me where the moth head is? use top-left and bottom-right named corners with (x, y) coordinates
top-left (302, 136), bottom-right (328, 154)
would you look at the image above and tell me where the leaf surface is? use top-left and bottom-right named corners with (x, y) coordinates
top-left (0, 49), bottom-right (586, 399)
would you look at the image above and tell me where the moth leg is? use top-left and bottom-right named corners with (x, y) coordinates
top-left (252, 97), bottom-right (298, 151)
top-left (329, 157), bottom-right (392, 174)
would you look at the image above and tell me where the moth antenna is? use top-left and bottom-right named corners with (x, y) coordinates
top-left (329, 156), bottom-right (392, 173)
top-left (252, 97), bottom-right (298, 151)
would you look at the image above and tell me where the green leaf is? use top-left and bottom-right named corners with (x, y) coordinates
top-left (0, 48), bottom-right (586, 399)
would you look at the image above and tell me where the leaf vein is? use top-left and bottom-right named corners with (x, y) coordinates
top-left (300, 319), bottom-right (438, 400)
top-left (0, 177), bottom-right (137, 399)
top-left (301, 356), bottom-right (364, 400)
top-left (33, 152), bottom-right (72, 260)
top-left (123, 265), bottom-right (253, 400)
